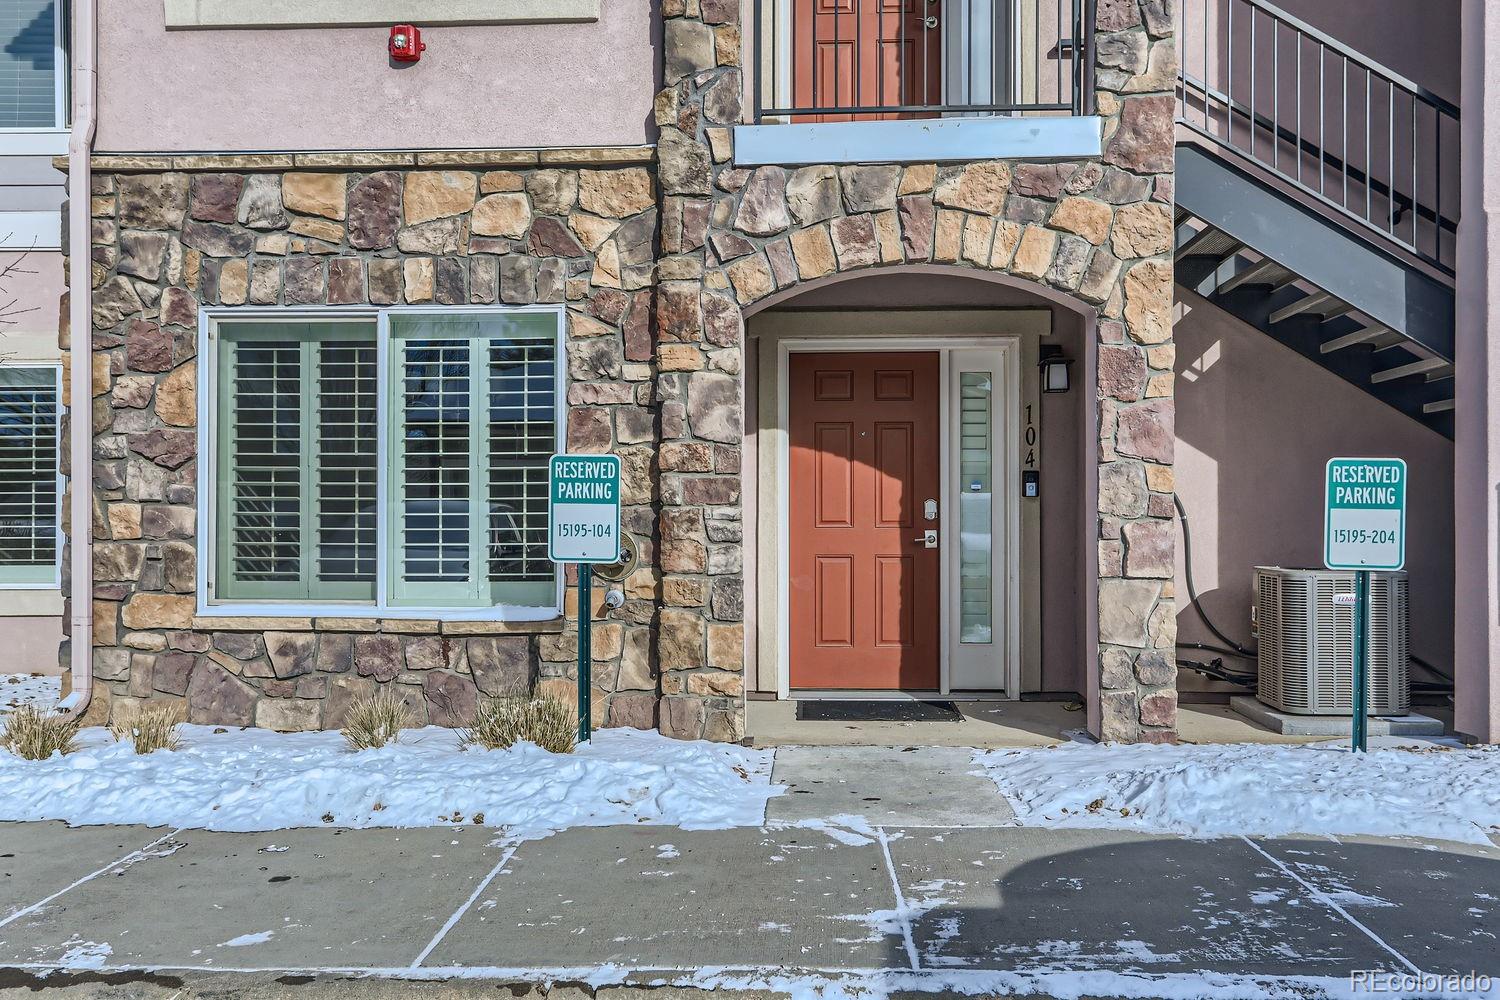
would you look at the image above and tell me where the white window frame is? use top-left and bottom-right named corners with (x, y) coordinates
top-left (0, 0), bottom-right (69, 145)
top-left (0, 362), bottom-right (61, 589)
top-left (162, 0), bottom-right (598, 30)
top-left (195, 303), bottom-right (567, 622)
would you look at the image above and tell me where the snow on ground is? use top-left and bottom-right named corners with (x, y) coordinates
top-left (975, 736), bottom-right (1500, 845)
top-left (0, 725), bottom-right (781, 838)
top-left (1, 673), bottom-right (60, 714)
top-left (663, 967), bottom-right (1499, 1000)
top-left (377, 965), bottom-right (1500, 1000)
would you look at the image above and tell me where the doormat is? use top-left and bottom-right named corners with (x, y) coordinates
top-left (795, 700), bottom-right (963, 723)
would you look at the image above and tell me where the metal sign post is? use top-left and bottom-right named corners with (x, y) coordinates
top-left (1323, 457), bottom-right (1407, 752)
top-left (547, 454), bottom-right (622, 744)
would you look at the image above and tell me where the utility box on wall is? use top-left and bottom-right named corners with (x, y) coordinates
top-left (1254, 566), bottom-right (1410, 716)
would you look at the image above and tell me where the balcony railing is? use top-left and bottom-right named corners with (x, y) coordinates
top-left (1177, 0), bottom-right (1459, 274)
top-left (752, 0), bottom-right (1091, 122)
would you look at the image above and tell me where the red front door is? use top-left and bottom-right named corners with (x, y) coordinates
top-left (791, 0), bottom-right (943, 121)
top-left (789, 352), bottom-right (941, 690)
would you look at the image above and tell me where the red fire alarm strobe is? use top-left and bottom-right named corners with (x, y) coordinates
top-left (389, 24), bottom-right (425, 61)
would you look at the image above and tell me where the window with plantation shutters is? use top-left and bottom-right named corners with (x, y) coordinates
top-left (389, 312), bottom-right (557, 609)
top-left (207, 309), bottom-right (561, 616)
top-left (215, 322), bottom-right (379, 602)
top-left (0, 365), bottom-right (58, 585)
top-left (0, 0), bottom-right (61, 128)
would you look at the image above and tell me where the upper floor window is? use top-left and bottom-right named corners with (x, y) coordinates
top-left (0, 364), bottom-right (59, 587)
top-left (203, 306), bottom-right (563, 620)
top-left (0, 0), bottom-right (65, 129)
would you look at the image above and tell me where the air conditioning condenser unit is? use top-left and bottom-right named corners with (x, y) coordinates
top-left (1253, 566), bottom-right (1409, 716)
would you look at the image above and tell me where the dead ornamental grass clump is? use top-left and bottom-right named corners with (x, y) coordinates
top-left (110, 703), bottom-right (184, 754)
top-left (460, 695), bottom-right (577, 754)
top-left (1, 705), bottom-right (80, 760)
top-left (341, 689), bottom-right (413, 751)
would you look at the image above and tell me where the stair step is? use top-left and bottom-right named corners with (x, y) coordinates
top-left (1424, 399), bottom-right (1456, 414)
top-left (1179, 226), bottom-right (1240, 260)
top-left (1270, 291), bottom-right (1337, 324)
top-left (1371, 357), bottom-right (1449, 383)
top-left (1321, 325), bottom-right (1389, 353)
top-left (1216, 258), bottom-right (1283, 293)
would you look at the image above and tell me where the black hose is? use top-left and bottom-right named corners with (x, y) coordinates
top-left (1409, 653), bottom-right (1454, 682)
top-left (1174, 493), bottom-right (1257, 658)
top-left (1178, 640), bottom-right (1256, 661)
top-left (1180, 657), bottom-right (1257, 689)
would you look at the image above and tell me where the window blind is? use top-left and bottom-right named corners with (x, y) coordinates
top-left (486, 336), bottom-right (554, 586)
top-left (958, 372), bottom-right (993, 644)
top-left (316, 341), bottom-right (378, 587)
top-left (389, 312), bottom-right (557, 609)
top-left (0, 365), bottom-right (57, 584)
top-left (397, 335), bottom-right (474, 592)
top-left (0, 0), bottom-right (57, 128)
top-left (216, 322), bottom-right (378, 602)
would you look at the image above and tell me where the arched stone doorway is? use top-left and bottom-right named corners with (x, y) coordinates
top-left (653, 208), bottom-right (1177, 743)
top-left (740, 268), bottom-right (1097, 724)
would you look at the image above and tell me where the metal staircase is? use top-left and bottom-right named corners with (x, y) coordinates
top-left (1173, 0), bottom-right (1459, 437)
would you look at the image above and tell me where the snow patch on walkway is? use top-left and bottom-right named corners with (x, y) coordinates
top-left (0, 725), bottom-right (780, 837)
top-left (974, 737), bottom-right (1500, 844)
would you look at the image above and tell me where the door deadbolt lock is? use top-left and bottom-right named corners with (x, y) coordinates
top-left (914, 529), bottom-right (939, 548)
top-left (923, 498), bottom-right (938, 521)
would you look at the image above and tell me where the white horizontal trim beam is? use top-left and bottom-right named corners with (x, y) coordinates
top-left (733, 115), bottom-right (1103, 167)
top-left (0, 589), bottom-right (63, 614)
top-left (163, 0), bottom-right (598, 29)
top-left (0, 211), bottom-right (62, 251)
top-left (0, 130), bottom-right (69, 156)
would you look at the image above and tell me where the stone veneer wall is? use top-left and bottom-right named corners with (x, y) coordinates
top-left (69, 150), bottom-right (665, 733)
top-left (653, 0), bottom-right (1181, 741)
top-left (65, 0), bottom-right (1178, 744)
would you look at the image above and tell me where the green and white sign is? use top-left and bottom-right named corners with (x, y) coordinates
top-left (1324, 457), bottom-right (1407, 571)
top-left (548, 454), bottom-right (621, 564)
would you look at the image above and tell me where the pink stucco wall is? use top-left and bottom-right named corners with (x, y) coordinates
top-left (4, 250), bottom-right (64, 347)
top-left (1453, 0), bottom-right (1500, 742)
top-left (95, 0), bottom-right (659, 152)
top-left (1173, 288), bottom-right (1456, 696)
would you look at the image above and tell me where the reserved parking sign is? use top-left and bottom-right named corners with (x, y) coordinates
top-left (547, 454), bottom-right (621, 564)
top-left (1324, 457), bottom-right (1407, 571)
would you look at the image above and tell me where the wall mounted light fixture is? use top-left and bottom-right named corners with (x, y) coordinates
top-left (1039, 345), bottom-right (1073, 393)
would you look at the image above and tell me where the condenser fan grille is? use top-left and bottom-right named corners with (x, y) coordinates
top-left (1254, 567), bottom-right (1410, 716)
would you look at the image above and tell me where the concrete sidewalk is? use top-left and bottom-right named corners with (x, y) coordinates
top-left (0, 748), bottom-right (1497, 998)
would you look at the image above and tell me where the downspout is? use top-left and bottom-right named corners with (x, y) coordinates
top-left (55, 0), bottom-right (97, 718)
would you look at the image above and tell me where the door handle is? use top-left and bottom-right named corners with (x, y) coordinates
top-left (913, 529), bottom-right (938, 548)
top-left (922, 14), bottom-right (939, 27)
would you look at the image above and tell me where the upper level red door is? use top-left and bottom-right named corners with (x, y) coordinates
top-left (789, 352), bottom-right (941, 690)
top-left (791, 0), bottom-right (943, 121)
